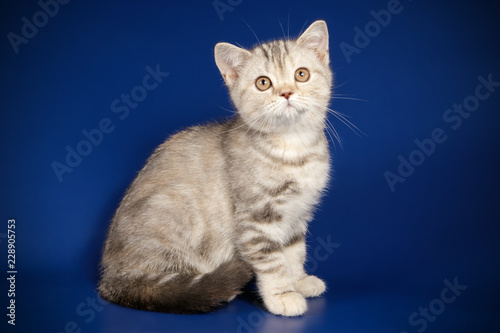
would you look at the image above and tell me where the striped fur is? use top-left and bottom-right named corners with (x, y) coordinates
top-left (98, 20), bottom-right (332, 317)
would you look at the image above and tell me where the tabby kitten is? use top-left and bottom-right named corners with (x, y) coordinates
top-left (98, 20), bottom-right (333, 317)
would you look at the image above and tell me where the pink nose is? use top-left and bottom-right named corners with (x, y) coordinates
top-left (280, 91), bottom-right (293, 100)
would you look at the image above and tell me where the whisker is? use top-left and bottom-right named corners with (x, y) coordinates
top-left (301, 97), bottom-right (366, 141)
top-left (325, 117), bottom-right (343, 149)
top-left (304, 95), bottom-right (366, 137)
top-left (326, 107), bottom-right (366, 137)
top-left (313, 111), bottom-right (338, 149)
top-left (242, 19), bottom-right (261, 46)
top-left (255, 111), bottom-right (273, 141)
top-left (332, 81), bottom-right (348, 90)
top-left (217, 105), bottom-right (237, 114)
top-left (308, 109), bottom-right (340, 150)
top-left (221, 121), bottom-right (247, 134)
top-left (327, 109), bottom-right (358, 132)
top-left (323, 125), bottom-right (337, 150)
top-left (298, 20), bottom-right (309, 36)
top-left (278, 20), bottom-right (286, 40)
top-left (222, 109), bottom-right (265, 135)
top-left (244, 110), bottom-right (268, 137)
top-left (332, 95), bottom-right (367, 102)
top-left (287, 8), bottom-right (291, 39)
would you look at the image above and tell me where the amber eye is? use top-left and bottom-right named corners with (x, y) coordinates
top-left (255, 76), bottom-right (272, 91)
top-left (295, 68), bottom-right (310, 82)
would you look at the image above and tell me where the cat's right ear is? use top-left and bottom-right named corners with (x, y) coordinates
top-left (214, 43), bottom-right (250, 86)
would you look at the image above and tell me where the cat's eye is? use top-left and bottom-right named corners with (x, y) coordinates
top-left (255, 76), bottom-right (272, 91)
top-left (295, 68), bottom-right (310, 82)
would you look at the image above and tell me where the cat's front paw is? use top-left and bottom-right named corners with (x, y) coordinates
top-left (263, 291), bottom-right (307, 317)
top-left (294, 275), bottom-right (326, 298)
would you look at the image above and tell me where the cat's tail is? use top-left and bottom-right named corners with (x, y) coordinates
top-left (98, 257), bottom-right (253, 314)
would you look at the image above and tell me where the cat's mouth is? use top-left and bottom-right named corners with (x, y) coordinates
top-left (280, 99), bottom-right (305, 114)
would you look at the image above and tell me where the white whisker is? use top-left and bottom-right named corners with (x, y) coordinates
top-left (244, 109), bottom-right (268, 137)
top-left (332, 95), bottom-right (366, 102)
top-left (325, 117), bottom-right (342, 149)
top-left (332, 81), bottom-right (348, 90)
top-left (278, 20), bottom-right (286, 40)
top-left (242, 19), bottom-right (261, 46)
top-left (326, 107), bottom-right (366, 137)
top-left (217, 105), bottom-right (237, 114)
top-left (308, 109), bottom-right (341, 149)
top-left (298, 20), bottom-right (309, 36)
top-left (287, 8), bottom-right (291, 39)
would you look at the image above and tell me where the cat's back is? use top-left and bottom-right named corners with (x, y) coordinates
top-left (112, 120), bottom-right (233, 227)
top-left (133, 121), bottom-right (228, 185)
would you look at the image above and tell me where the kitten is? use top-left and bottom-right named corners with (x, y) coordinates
top-left (98, 20), bottom-right (333, 317)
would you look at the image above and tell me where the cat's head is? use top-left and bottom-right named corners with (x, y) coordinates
top-left (215, 20), bottom-right (332, 134)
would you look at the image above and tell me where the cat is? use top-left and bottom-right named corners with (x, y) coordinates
top-left (98, 20), bottom-right (333, 317)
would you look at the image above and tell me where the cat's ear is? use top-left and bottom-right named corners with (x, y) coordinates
top-left (214, 42), bottom-right (251, 85)
top-left (297, 20), bottom-right (329, 64)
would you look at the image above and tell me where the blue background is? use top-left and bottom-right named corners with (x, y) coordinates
top-left (1, 0), bottom-right (500, 332)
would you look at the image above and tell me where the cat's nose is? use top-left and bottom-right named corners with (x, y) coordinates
top-left (280, 91), bottom-right (294, 100)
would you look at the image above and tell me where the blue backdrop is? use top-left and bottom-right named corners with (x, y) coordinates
top-left (1, 0), bottom-right (499, 332)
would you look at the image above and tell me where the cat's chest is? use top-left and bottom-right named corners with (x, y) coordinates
top-left (276, 157), bottom-right (330, 197)
top-left (263, 158), bottom-right (330, 226)
top-left (249, 148), bottom-right (330, 202)
top-left (232, 131), bottom-right (330, 201)
top-left (258, 140), bottom-right (330, 194)
top-left (295, 158), bottom-right (330, 192)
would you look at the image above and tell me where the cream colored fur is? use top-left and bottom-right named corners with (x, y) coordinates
top-left (98, 20), bottom-right (333, 317)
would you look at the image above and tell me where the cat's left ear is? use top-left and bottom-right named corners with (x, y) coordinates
top-left (297, 20), bottom-right (329, 65)
top-left (214, 42), bottom-right (251, 86)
